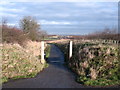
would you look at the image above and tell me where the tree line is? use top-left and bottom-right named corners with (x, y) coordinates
top-left (72, 28), bottom-right (119, 41)
top-left (84, 28), bottom-right (119, 40)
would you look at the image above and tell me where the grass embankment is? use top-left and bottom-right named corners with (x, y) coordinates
top-left (2, 41), bottom-right (51, 83)
top-left (55, 41), bottom-right (120, 87)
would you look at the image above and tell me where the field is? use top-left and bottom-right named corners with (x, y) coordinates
top-left (55, 39), bottom-right (120, 86)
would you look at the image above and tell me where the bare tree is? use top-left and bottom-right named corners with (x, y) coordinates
top-left (19, 16), bottom-right (48, 41)
top-left (39, 30), bottom-right (48, 40)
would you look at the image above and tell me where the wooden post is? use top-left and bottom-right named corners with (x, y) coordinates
top-left (41, 41), bottom-right (45, 64)
top-left (69, 41), bottom-right (73, 59)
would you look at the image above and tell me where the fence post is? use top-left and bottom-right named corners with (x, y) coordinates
top-left (69, 41), bottom-right (73, 59)
top-left (116, 40), bottom-right (118, 44)
top-left (41, 41), bottom-right (45, 64)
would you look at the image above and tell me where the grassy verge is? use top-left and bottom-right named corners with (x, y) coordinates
top-left (54, 41), bottom-right (120, 87)
top-left (2, 42), bottom-right (50, 84)
top-left (45, 44), bottom-right (51, 58)
top-left (2, 62), bottom-right (49, 84)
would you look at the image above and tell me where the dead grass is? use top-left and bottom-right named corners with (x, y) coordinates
top-left (2, 41), bottom-right (47, 83)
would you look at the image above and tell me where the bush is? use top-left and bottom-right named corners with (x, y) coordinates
top-left (55, 41), bottom-right (120, 86)
top-left (2, 25), bottom-right (28, 45)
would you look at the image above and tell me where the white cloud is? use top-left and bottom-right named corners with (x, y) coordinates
top-left (0, 1), bottom-right (10, 5)
top-left (74, 2), bottom-right (98, 8)
top-left (34, 13), bottom-right (70, 18)
top-left (0, 13), bottom-right (18, 17)
top-left (0, 1), bottom-right (16, 6)
top-left (40, 20), bottom-right (73, 25)
top-left (1, 0), bottom-right (119, 2)
top-left (54, 13), bottom-right (70, 18)
top-left (0, 7), bottom-right (25, 13)
top-left (7, 23), bottom-right (16, 26)
top-left (98, 8), bottom-right (117, 14)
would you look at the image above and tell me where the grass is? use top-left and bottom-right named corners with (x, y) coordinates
top-left (2, 42), bottom-right (49, 83)
top-left (44, 63), bottom-right (49, 68)
top-left (2, 62), bottom-right (49, 84)
top-left (55, 40), bottom-right (120, 87)
top-left (45, 44), bottom-right (51, 58)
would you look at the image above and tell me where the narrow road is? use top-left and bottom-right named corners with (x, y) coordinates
top-left (3, 45), bottom-right (87, 88)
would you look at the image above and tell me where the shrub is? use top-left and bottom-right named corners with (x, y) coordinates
top-left (55, 41), bottom-right (120, 86)
top-left (2, 25), bottom-right (28, 45)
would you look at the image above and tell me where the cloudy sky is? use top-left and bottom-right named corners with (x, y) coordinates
top-left (0, 1), bottom-right (118, 35)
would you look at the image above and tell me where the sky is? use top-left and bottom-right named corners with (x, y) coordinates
top-left (0, 1), bottom-right (118, 35)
